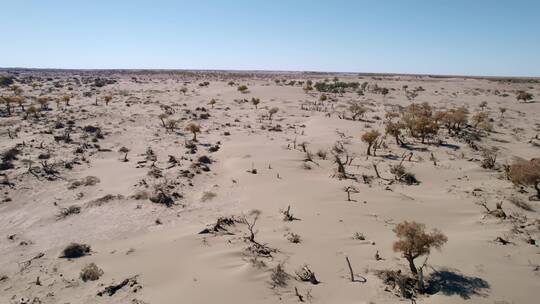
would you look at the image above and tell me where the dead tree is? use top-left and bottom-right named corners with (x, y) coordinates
top-left (331, 142), bottom-right (355, 179)
top-left (345, 256), bottom-right (367, 283)
top-left (344, 186), bottom-right (359, 201)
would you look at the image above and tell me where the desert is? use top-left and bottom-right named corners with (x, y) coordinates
top-left (0, 69), bottom-right (539, 303)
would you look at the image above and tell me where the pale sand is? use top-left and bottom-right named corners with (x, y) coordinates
top-left (0, 71), bottom-right (539, 303)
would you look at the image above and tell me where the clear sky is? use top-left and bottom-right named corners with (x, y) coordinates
top-left (1, 0), bottom-right (539, 76)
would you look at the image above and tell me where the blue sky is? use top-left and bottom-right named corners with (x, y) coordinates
top-left (1, 0), bottom-right (539, 76)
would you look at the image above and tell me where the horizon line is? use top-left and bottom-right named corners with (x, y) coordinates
top-left (1, 66), bottom-right (539, 80)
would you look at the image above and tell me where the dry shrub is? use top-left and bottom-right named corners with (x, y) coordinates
top-left (85, 194), bottom-right (124, 208)
top-left (80, 263), bottom-right (103, 282)
top-left (401, 102), bottom-right (438, 143)
top-left (57, 205), bottom-right (81, 220)
top-left (508, 158), bottom-right (540, 199)
top-left (286, 232), bottom-right (301, 243)
top-left (390, 164), bottom-right (418, 185)
top-left (68, 176), bottom-right (100, 189)
top-left (61, 243), bottom-right (91, 258)
top-left (353, 232), bottom-right (366, 240)
top-left (480, 147), bottom-right (497, 169)
top-left (270, 263), bottom-right (290, 288)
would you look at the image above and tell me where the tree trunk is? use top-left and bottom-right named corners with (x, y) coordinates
top-left (372, 163), bottom-right (380, 178)
top-left (407, 256), bottom-right (418, 275)
top-left (367, 144), bottom-right (372, 156)
top-left (417, 267), bottom-right (425, 293)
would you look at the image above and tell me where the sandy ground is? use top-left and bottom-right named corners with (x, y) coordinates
top-left (0, 71), bottom-right (539, 303)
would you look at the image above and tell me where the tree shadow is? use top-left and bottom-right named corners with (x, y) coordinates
top-left (439, 143), bottom-right (460, 150)
top-left (426, 269), bottom-right (490, 299)
top-left (401, 144), bottom-right (429, 152)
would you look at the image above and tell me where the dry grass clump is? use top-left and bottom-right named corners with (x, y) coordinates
top-left (130, 190), bottom-right (150, 200)
top-left (508, 196), bottom-right (534, 211)
top-left (80, 263), bottom-right (103, 282)
top-left (315, 149), bottom-right (327, 160)
top-left (480, 147), bottom-right (497, 169)
top-left (200, 191), bottom-right (217, 202)
top-left (61, 243), bottom-right (91, 258)
top-left (286, 232), bottom-right (301, 243)
top-left (57, 205), bottom-right (81, 220)
top-left (68, 176), bottom-right (100, 189)
top-left (270, 263), bottom-right (290, 288)
top-left (516, 91), bottom-right (533, 103)
top-left (237, 85), bottom-right (249, 93)
top-left (353, 232), bottom-right (366, 240)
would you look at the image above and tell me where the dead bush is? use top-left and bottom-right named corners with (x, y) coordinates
top-left (508, 158), bottom-right (540, 199)
top-left (295, 265), bottom-right (319, 284)
top-left (57, 205), bottom-right (81, 220)
top-left (80, 263), bottom-right (103, 282)
top-left (286, 232), bottom-right (301, 243)
top-left (270, 263), bottom-right (290, 288)
top-left (480, 147), bottom-right (497, 169)
top-left (316, 149), bottom-right (327, 160)
top-left (68, 176), bottom-right (100, 189)
top-left (375, 269), bottom-right (416, 299)
top-left (61, 243), bottom-right (91, 258)
top-left (390, 164), bottom-right (418, 185)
